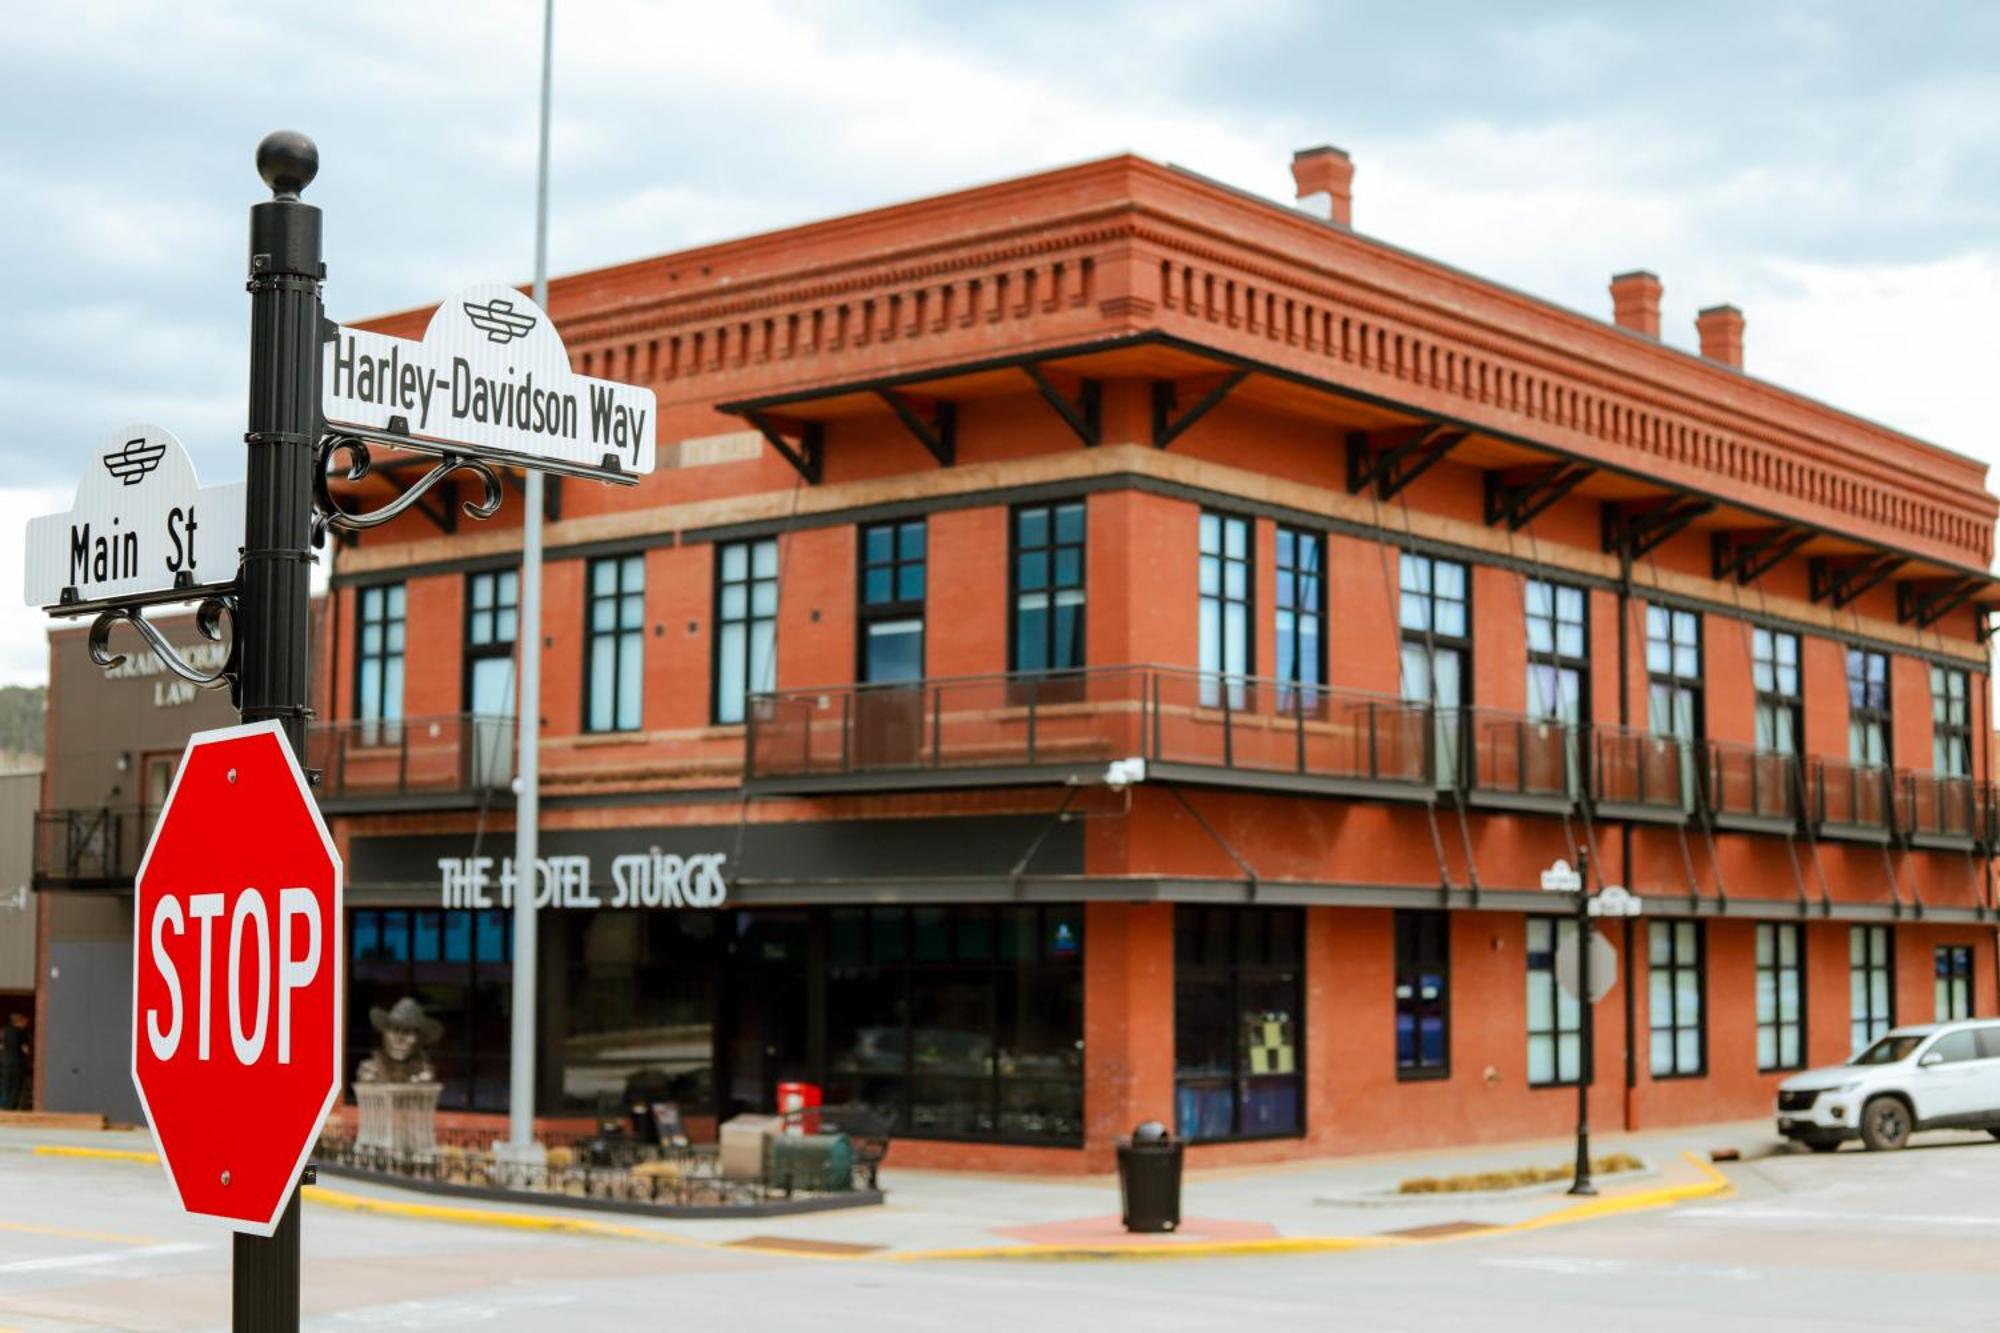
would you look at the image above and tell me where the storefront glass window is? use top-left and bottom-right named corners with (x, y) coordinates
top-left (1173, 906), bottom-right (1305, 1142)
top-left (553, 911), bottom-right (718, 1120)
top-left (347, 906), bottom-right (511, 1111)
top-left (824, 905), bottom-right (1084, 1146)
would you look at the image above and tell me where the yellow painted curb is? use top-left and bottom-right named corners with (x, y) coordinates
top-left (300, 1183), bottom-right (704, 1247)
top-left (1504, 1152), bottom-right (1733, 1233)
top-left (32, 1144), bottom-right (159, 1165)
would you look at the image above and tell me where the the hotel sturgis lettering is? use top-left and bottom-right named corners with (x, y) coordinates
top-left (437, 850), bottom-right (728, 911)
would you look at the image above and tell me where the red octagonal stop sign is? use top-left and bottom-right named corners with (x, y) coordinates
top-left (131, 720), bottom-right (342, 1235)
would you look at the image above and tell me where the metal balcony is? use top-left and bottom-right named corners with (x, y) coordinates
top-left (1895, 771), bottom-right (1978, 851)
top-left (1703, 740), bottom-right (1800, 836)
top-left (33, 808), bottom-right (137, 889)
top-left (745, 666), bottom-right (1436, 800)
top-left (1810, 758), bottom-right (1894, 844)
top-left (1587, 725), bottom-right (1694, 823)
top-left (1455, 708), bottom-right (1577, 814)
top-left (306, 713), bottom-right (517, 813)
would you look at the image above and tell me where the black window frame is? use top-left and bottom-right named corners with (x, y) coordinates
top-left (1847, 648), bottom-right (1892, 768)
top-left (1936, 944), bottom-right (1974, 1021)
top-left (1199, 510), bottom-right (1253, 703)
top-left (711, 536), bottom-right (779, 725)
top-left (1394, 910), bottom-right (1451, 1080)
top-left (583, 553), bottom-right (646, 734)
top-left (354, 581), bottom-right (406, 739)
top-left (857, 519), bottom-right (927, 684)
top-left (1173, 906), bottom-right (1307, 1143)
top-left (1524, 578), bottom-right (1588, 726)
top-left (1525, 915), bottom-right (1583, 1088)
top-left (1009, 500), bottom-right (1086, 675)
top-left (1648, 919), bottom-right (1706, 1078)
top-left (1645, 605), bottom-right (1702, 744)
top-left (1274, 525), bottom-right (1326, 707)
top-left (463, 567), bottom-right (519, 713)
top-left (346, 906), bottom-right (514, 1113)
top-left (1850, 924), bottom-right (1895, 1052)
top-left (1931, 665), bottom-right (1972, 777)
top-left (1752, 627), bottom-right (1801, 757)
top-left (1755, 921), bottom-right (1806, 1073)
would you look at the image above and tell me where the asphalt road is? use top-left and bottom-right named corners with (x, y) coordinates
top-left (4, 1132), bottom-right (2000, 1331)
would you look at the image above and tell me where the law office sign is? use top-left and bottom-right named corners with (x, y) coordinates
top-left (23, 426), bottom-right (245, 613)
top-left (322, 283), bottom-right (657, 481)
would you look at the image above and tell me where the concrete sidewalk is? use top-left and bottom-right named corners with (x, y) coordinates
top-left (0, 1118), bottom-right (1768, 1260)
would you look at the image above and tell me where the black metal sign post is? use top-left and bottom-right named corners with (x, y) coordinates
top-left (231, 129), bottom-right (323, 1333)
top-left (1569, 844), bottom-right (1597, 1197)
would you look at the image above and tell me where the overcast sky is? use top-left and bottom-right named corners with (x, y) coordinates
top-left (5, 1), bottom-right (1999, 685)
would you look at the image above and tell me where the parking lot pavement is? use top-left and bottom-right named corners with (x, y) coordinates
top-left (6, 1128), bottom-right (2000, 1330)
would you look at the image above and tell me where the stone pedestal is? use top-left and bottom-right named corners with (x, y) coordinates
top-left (354, 1082), bottom-right (442, 1158)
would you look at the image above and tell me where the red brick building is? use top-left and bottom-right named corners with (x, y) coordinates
top-left (313, 145), bottom-right (2000, 1172)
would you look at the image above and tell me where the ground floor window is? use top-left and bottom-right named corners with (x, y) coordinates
top-left (825, 905), bottom-right (1084, 1145)
top-left (1525, 917), bottom-right (1582, 1086)
top-left (1395, 911), bottom-right (1450, 1079)
top-left (1936, 945), bottom-right (1974, 1021)
top-left (1756, 923), bottom-right (1805, 1071)
top-left (348, 908), bottom-right (513, 1112)
top-left (1850, 926), bottom-right (1893, 1052)
top-left (547, 911), bottom-right (720, 1118)
top-left (1649, 920), bottom-right (1704, 1077)
top-left (1173, 906), bottom-right (1304, 1142)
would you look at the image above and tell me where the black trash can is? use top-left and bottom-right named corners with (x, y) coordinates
top-left (1116, 1120), bottom-right (1183, 1233)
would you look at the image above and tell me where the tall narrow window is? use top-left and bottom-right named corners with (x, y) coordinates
top-left (584, 555), bottom-right (645, 733)
top-left (464, 570), bottom-right (518, 788)
top-left (356, 583), bottom-right (406, 740)
top-left (1931, 666), bottom-right (1971, 776)
top-left (1400, 555), bottom-right (1469, 784)
top-left (1011, 502), bottom-right (1085, 674)
top-left (713, 538), bottom-right (778, 724)
top-left (1847, 649), bottom-right (1890, 768)
top-left (1198, 512), bottom-right (1251, 704)
top-left (1936, 945), bottom-right (1973, 1021)
top-left (1173, 907), bottom-right (1304, 1141)
top-left (1274, 526), bottom-right (1325, 706)
top-left (1525, 917), bottom-right (1582, 1087)
top-left (1648, 920), bottom-right (1704, 1077)
top-left (1850, 925), bottom-right (1894, 1052)
top-left (1752, 629), bottom-right (1801, 756)
top-left (1756, 923), bottom-right (1805, 1071)
top-left (1524, 580), bottom-right (1586, 724)
top-left (1394, 911), bottom-right (1450, 1079)
top-left (1646, 607), bottom-right (1701, 807)
top-left (859, 520), bottom-right (925, 684)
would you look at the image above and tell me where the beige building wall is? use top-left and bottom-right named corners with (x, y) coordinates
top-left (0, 769), bottom-right (38, 995)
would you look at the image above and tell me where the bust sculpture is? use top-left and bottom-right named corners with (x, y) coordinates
top-left (355, 997), bottom-right (442, 1085)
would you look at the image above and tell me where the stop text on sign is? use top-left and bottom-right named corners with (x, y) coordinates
top-left (144, 884), bottom-right (323, 1066)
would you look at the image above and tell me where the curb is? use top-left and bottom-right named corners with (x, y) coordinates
top-left (301, 1183), bottom-right (705, 1247)
top-left (33, 1145), bottom-right (160, 1165)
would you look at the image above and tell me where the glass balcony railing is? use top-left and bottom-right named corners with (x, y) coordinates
top-left (746, 666), bottom-right (1434, 796)
top-left (1810, 758), bottom-right (1894, 839)
top-left (33, 807), bottom-right (138, 887)
top-left (306, 713), bottom-right (516, 808)
top-left (1896, 770), bottom-right (1978, 846)
top-left (1456, 708), bottom-right (1577, 808)
top-left (1704, 740), bottom-right (1799, 829)
top-left (1588, 724), bottom-right (1693, 820)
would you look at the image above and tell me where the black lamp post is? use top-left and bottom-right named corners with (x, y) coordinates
top-left (1569, 843), bottom-right (1596, 1197)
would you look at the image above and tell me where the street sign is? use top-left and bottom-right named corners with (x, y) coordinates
top-left (23, 426), bottom-right (245, 613)
top-left (1555, 927), bottom-right (1618, 1004)
top-left (1539, 858), bottom-right (1583, 893)
top-left (130, 720), bottom-right (342, 1236)
top-left (322, 283), bottom-right (657, 481)
top-left (1588, 884), bottom-right (1644, 917)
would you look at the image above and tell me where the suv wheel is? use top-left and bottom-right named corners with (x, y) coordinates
top-left (1860, 1097), bottom-right (1912, 1151)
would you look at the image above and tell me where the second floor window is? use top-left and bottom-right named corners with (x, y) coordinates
top-left (1847, 649), bottom-right (1890, 768)
top-left (1850, 925), bottom-right (1894, 1052)
top-left (1756, 922), bottom-right (1805, 1071)
top-left (1524, 580), bottom-right (1586, 724)
top-left (1275, 526), bottom-right (1324, 704)
top-left (1752, 629), bottom-right (1800, 756)
top-left (1931, 666), bottom-right (1971, 777)
top-left (1400, 554), bottom-right (1468, 783)
top-left (585, 555), bottom-right (645, 733)
top-left (1394, 910), bottom-right (1450, 1079)
top-left (1012, 503), bottom-right (1085, 674)
top-left (465, 569), bottom-right (518, 718)
top-left (1645, 607), bottom-right (1701, 743)
top-left (1936, 945), bottom-right (1973, 1021)
top-left (713, 539), bottom-right (778, 724)
top-left (859, 520), bottom-right (925, 684)
top-left (1199, 512), bottom-right (1251, 700)
top-left (356, 583), bottom-right (406, 733)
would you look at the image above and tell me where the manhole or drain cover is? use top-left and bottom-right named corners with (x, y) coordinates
top-left (725, 1236), bottom-right (885, 1256)
top-left (1380, 1220), bottom-right (1499, 1239)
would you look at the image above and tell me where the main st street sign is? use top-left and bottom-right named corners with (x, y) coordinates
top-left (131, 721), bottom-right (341, 1236)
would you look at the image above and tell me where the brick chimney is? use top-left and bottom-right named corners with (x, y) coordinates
top-left (1609, 270), bottom-right (1662, 339)
top-left (1696, 304), bottom-right (1745, 369)
top-left (1291, 146), bottom-right (1353, 228)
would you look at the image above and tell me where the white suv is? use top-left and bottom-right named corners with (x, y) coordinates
top-left (1776, 1020), bottom-right (2000, 1152)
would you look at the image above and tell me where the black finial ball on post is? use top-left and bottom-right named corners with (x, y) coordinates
top-left (256, 131), bottom-right (318, 200)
